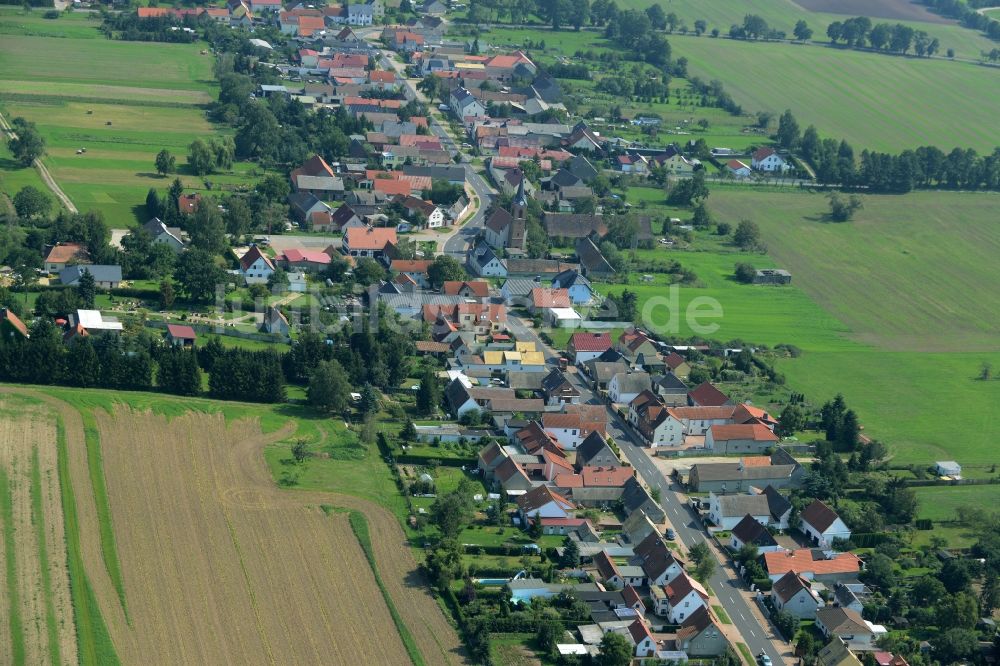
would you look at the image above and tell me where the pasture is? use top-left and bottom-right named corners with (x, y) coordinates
top-left (670, 36), bottom-right (1000, 152)
top-left (914, 485), bottom-right (1000, 522)
top-left (0, 10), bottom-right (261, 228)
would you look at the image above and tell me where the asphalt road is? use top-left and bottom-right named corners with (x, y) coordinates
top-left (378, 49), bottom-right (494, 257)
top-left (507, 317), bottom-right (787, 666)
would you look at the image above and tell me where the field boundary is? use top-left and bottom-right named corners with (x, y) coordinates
top-left (0, 91), bottom-right (209, 110)
top-left (30, 447), bottom-right (63, 665)
top-left (77, 408), bottom-right (129, 622)
top-left (53, 414), bottom-right (121, 666)
top-left (349, 510), bottom-right (426, 666)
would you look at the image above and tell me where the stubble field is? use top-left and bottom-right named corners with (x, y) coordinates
top-left (0, 394), bottom-right (78, 666)
top-left (92, 406), bottom-right (410, 665)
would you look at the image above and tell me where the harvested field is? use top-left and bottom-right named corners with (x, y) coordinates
top-left (0, 395), bottom-right (78, 666)
top-left (93, 406), bottom-right (410, 665)
top-left (791, 0), bottom-right (952, 23)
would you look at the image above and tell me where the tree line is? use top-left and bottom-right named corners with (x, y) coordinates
top-left (919, 0), bottom-right (1000, 41)
top-left (777, 109), bottom-right (1000, 192)
top-left (827, 16), bottom-right (942, 56)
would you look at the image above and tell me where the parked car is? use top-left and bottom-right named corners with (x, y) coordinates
top-left (665, 528), bottom-right (675, 540)
top-left (758, 653), bottom-right (772, 666)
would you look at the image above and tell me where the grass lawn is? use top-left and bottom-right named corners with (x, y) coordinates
top-left (670, 36), bottom-right (1000, 151)
top-left (913, 485), bottom-right (1000, 522)
top-left (708, 189), bottom-right (1000, 352)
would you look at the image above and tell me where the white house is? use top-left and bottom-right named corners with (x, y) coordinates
top-left (517, 485), bottom-right (575, 523)
top-left (725, 160), bottom-right (752, 179)
top-left (469, 244), bottom-right (507, 277)
top-left (661, 571), bottom-right (709, 623)
top-left (730, 514), bottom-right (781, 553)
top-left (627, 619), bottom-right (657, 658)
top-left (142, 218), bottom-right (185, 253)
top-left (751, 147), bottom-right (792, 172)
top-left (772, 571), bottom-right (824, 620)
top-left (608, 371), bottom-right (651, 405)
top-left (239, 245), bottom-right (275, 285)
top-left (800, 499), bottom-right (851, 548)
top-left (708, 492), bottom-right (770, 530)
top-left (450, 87), bottom-right (487, 119)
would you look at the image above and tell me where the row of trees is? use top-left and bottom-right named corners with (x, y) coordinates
top-left (7, 116), bottom-right (45, 166)
top-left (776, 109), bottom-right (1000, 192)
top-left (827, 17), bottom-right (941, 56)
top-left (920, 0), bottom-right (1000, 41)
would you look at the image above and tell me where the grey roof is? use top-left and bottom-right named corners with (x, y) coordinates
top-left (611, 371), bottom-right (651, 394)
top-left (550, 168), bottom-right (582, 189)
top-left (575, 431), bottom-right (620, 467)
top-left (693, 463), bottom-right (798, 483)
top-left (287, 191), bottom-right (329, 215)
top-left (473, 245), bottom-right (502, 269)
top-left (401, 165), bottom-right (466, 182)
top-left (142, 218), bottom-right (183, 240)
top-left (502, 278), bottom-right (540, 297)
top-left (654, 373), bottom-right (688, 392)
top-left (567, 154), bottom-right (598, 182)
top-left (716, 494), bottom-right (770, 518)
top-left (763, 485), bottom-right (793, 521)
top-left (585, 360), bottom-right (630, 383)
top-left (59, 264), bottom-right (122, 285)
top-left (505, 258), bottom-right (579, 276)
top-left (575, 237), bottom-right (615, 275)
top-left (731, 515), bottom-right (777, 548)
top-left (552, 269), bottom-right (590, 290)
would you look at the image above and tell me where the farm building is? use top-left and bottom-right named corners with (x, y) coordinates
top-left (753, 269), bottom-right (792, 285)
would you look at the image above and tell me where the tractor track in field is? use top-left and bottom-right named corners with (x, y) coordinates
top-left (0, 110), bottom-right (77, 214)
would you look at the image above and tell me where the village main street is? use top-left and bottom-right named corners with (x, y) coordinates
top-left (507, 316), bottom-right (792, 666)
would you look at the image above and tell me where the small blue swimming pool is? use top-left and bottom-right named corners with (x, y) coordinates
top-left (474, 578), bottom-right (508, 586)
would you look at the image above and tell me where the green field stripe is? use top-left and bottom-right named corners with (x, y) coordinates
top-left (0, 91), bottom-right (207, 110)
top-left (348, 511), bottom-right (426, 666)
top-left (78, 410), bottom-right (129, 622)
top-left (30, 448), bottom-right (62, 666)
top-left (0, 467), bottom-right (25, 664)
top-left (55, 417), bottom-right (120, 666)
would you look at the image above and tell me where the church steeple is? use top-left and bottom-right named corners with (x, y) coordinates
top-left (511, 172), bottom-right (527, 220)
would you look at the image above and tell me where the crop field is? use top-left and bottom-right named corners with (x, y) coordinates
top-left (0, 9), bottom-right (261, 228)
top-left (88, 406), bottom-right (407, 664)
top-left (21, 386), bottom-right (467, 666)
top-left (0, 393), bottom-right (77, 666)
top-left (669, 37), bottom-right (1000, 152)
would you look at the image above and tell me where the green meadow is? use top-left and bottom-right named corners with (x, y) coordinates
top-left (0, 8), bottom-right (260, 228)
top-left (609, 0), bottom-right (998, 60)
top-left (669, 36), bottom-right (1000, 152)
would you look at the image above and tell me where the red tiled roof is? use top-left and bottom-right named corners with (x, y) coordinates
top-left (443, 281), bottom-right (489, 298)
top-left (391, 259), bottom-right (432, 273)
top-left (166, 324), bottom-right (197, 340)
top-left (239, 245), bottom-right (275, 272)
top-left (570, 332), bottom-right (611, 352)
top-left (531, 288), bottom-right (570, 309)
top-left (345, 226), bottom-right (397, 251)
top-left (764, 549), bottom-right (861, 577)
top-left (0, 308), bottom-right (28, 338)
top-left (688, 381), bottom-right (730, 407)
top-left (580, 466), bottom-right (633, 488)
top-left (279, 248), bottom-right (332, 264)
top-left (45, 243), bottom-right (89, 265)
top-left (709, 423), bottom-right (778, 442)
top-left (752, 146), bottom-right (777, 161)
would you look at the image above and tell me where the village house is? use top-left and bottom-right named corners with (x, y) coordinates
top-left (518, 485), bottom-right (575, 523)
top-left (177, 192), bottom-right (201, 215)
top-left (594, 550), bottom-right (646, 590)
top-left (652, 373), bottom-right (689, 406)
top-left (287, 192), bottom-right (334, 230)
top-left (574, 431), bottom-right (621, 470)
top-left (541, 409), bottom-right (606, 450)
top-left (44, 242), bottom-right (90, 273)
top-left (663, 352), bottom-right (690, 379)
top-left (290, 154), bottom-right (345, 199)
top-left (608, 371), bottom-right (652, 405)
top-left (660, 571), bottom-right (710, 623)
top-left (567, 331), bottom-right (612, 364)
top-left (550, 269), bottom-right (594, 304)
top-left (59, 265), bottom-right (122, 290)
top-left (708, 493), bottom-right (771, 530)
top-left (726, 159), bottom-right (752, 178)
top-left (676, 607), bottom-right (729, 657)
top-left (142, 218), bottom-right (185, 253)
top-left (450, 86), bottom-right (487, 119)
top-left (772, 571), bottom-right (824, 619)
top-left (469, 244), bottom-right (507, 277)
top-left (627, 618), bottom-right (657, 658)
top-left (800, 499), bottom-right (852, 547)
top-left (687, 452), bottom-right (805, 493)
top-left (239, 245), bottom-right (275, 285)
top-left (815, 607), bottom-right (879, 650)
top-left (390, 259), bottom-right (432, 289)
top-left (688, 381), bottom-right (732, 407)
top-left (633, 532), bottom-right (685, 586)
top-left (706, 423), bottom-right (780, 454)
top-left (541, 369), bottom-right (581, 406)
top-left (816, 637), bottom-right (864, 666)
top-left (261, 306), bottom-right (290, 336)
top-left (751, 146), bottom-right (792, 172)
top-left (730, 514), bottom-right (781, 553)
top-left (343, 226), bottom-right (397, 260)
top-left (274, 248), bottom-right (331, 273)
top-left (620, 477), bottom-right (665, 523)
top-left (764, 549), bottom-right (861, 583)
top-left (0, 308), bottom-right (29, 341)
